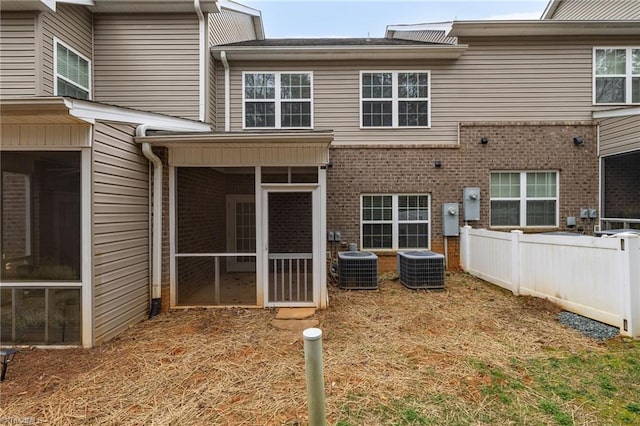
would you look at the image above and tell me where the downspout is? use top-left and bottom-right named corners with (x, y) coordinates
top-left (137, 124), bottom-right (163, 318)
top-left (220, 51), bottom-right (230, 131)
top-left (194, 0), bottom-right (207, 122)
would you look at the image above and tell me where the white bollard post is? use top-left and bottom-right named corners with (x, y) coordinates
top-left (303, 327), bottom-right (326, 426)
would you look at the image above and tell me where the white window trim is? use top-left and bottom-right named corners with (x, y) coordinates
top-left (53, 37), bottom-right (92, 100)
top-left (490, 171), bottom-right (560, 228)
top-left (593, 47), bottom-right (640, 106)
top-left (242, 71), bottom-right (314, 130)
top-left (359, 70), bottom-right (431, 129)
top-left (360, 194), bottom-right (431, 251)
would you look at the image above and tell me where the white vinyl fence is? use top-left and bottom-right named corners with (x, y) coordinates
top-left (460, 226), bottom-right (640, 337)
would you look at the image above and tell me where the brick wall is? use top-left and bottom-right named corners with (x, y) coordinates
top-left (327, 122), bottom-right (598, 271)
top-left (268, 192), bottom-right (312, 253)
top-left (159, 159), bottom-right (256, 309)
top-left (1, 172), bottom-right (28, 260)
top-left (177, 168), bottom-right (226, 253)
top-left (603, 151), bottom-right (640, 218)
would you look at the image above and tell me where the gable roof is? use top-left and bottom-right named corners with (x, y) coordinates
top-left (211, 37), bottom-right (468, 61)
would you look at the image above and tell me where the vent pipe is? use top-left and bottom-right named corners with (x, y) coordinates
top-left (220, 51), bottom-right (230, 131)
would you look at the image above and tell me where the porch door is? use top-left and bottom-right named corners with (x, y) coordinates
top-left (264, 190), bottom-right (316, 306)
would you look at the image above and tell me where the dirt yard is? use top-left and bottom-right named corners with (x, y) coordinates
top-left (1, 272), bottom-right (637, 425)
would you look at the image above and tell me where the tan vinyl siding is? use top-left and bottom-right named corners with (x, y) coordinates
top-left (599, 115), bottom-right (640, 157)
top-left (207, 9), bottom-right (258, 124)
top-left (208, 10), bottom-right (256, 46)
top-left (549, 0), bottom-right (640, 20)
top-left (1, 124), bottom-right (91, 147)
top-left (169, 144), bottom-right (329, 166)
top-left (92, 121), bottom-right (149, 345)
top-left (40, 4), bottom-right (93, 96)
top-left (93, 14), bottom-right (200, 120)
top-left (0, 12), bottom-right (37, 98)
top-left (218, 36), bottom-right (638, 146)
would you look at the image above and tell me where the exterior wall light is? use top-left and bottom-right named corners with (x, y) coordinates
top-left (0, 348), bottom-right (18, 382)
top-left (434, 160), bottom-right (442, 168)
top-left (573, 136), bottom-right (584, 145)
top-left (480, 136), bottom-right (489, 144)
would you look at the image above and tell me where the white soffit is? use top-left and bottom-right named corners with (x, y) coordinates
top-left (0, 0), bottom-right (56, 11)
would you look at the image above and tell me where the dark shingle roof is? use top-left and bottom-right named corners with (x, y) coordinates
top-left (217, 38), bottom-right (438, 47)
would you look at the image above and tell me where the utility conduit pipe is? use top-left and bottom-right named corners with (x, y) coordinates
top-left (137, 124), bottom-right (162, 317)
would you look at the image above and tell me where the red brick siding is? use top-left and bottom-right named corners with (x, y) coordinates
top-left (327, 123), bottom-right (598, 271)
top-left (268, 192), bottom-right (312, 253)
top-left (1, 173), bottom-right (29, 260)
top-left (603, 151), bottom-right (640, 218)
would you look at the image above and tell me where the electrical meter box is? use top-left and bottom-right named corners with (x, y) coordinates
top-left (463, 187), bottom-right (480, 221)
top-left (442, 203), bottom-right (460, 236)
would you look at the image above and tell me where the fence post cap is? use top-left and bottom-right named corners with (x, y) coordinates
top-left (303, 328), bottom-right (323, 341)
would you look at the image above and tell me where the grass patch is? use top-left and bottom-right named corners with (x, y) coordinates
top-left (2, 274), bottom-right (639, 425)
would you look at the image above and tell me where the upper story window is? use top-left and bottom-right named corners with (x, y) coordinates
top-left (243, 72), bottom-right (313, 129)
top-left (360, 71), bottom-right (430, 128)
top-left (54, 38), bottom-right (91, 100)
top-left (490, 171), bottom-right (558, 228)
top-left (594, 47), bottom-right (640, 104)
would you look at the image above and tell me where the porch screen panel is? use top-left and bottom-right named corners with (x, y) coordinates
top-left (175, 167), bottom-right (257, 306)
top-left (1, 152), bottom-right (81, 282)
top-left (268, 192), bottom-right (313, 303)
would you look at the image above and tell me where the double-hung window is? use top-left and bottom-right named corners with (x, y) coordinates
top-left (243, 72), bottom-right (313, 129)
top-left (361, 194), bottom-right (430, 250)
top-left (490, 172), bottom-right (558, 227)
top-left (360, 71), bottom-right (430, 128)
top-left (594, 47), bottom-right (640, 104)
top-left (54, 38), bottom-right (91, 100)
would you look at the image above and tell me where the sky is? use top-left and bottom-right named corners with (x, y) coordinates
top-left (242, 0), bottom-right (550, 38)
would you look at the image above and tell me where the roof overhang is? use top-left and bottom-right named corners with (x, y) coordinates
top-left (541, 0), bottom-right (561, 20)
top-left (449, 20), bottom-right (640, 37)
top-left (135, 130), bottom-right (334, 148)
top-left (385, 21), bottom-right (454, 38)
top-left (218, 0), bottom-right (264, 40)
top-left (86, 0), bottom-right (219, 14)
top-left (136, 131), bottom-right (334, 166)
top-left (211, 44), bottom-right (468, 61)
top-left (1, 97), bottom-right (212, 132)
top-left (0, 0), bottom-right (56, 11)
top-left (0, 0), bottom-right (220, 13)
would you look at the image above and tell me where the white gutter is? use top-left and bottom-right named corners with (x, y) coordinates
top-left (220, 51), bottom-right (230, 131)
top-left (137, 124), bottom-right (163, 316)
top-left (195, 0), bottom-right (207, 122)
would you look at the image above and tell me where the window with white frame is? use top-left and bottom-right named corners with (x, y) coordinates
top-left (594, 47), bottom-right (640, 104)
top-left (361, 194), bottom-right (430, 250)
top-left (360, 71), bottom-right (430, 128)
top-left (243, 72), bottom-right (313, 129)
top-left (490, 172), bottom-right (558, 227)
top-left (54, 39), bottom-right (91, 100)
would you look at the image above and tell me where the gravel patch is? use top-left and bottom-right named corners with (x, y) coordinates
top-left (558, 311), bottom-right (619, 340)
